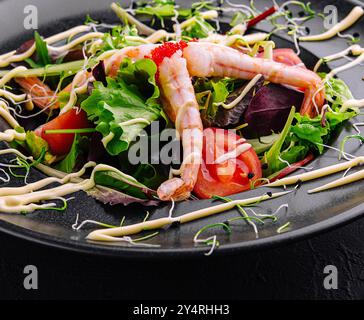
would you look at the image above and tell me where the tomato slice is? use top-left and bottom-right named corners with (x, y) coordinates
top-left (35, 109), bottom-right (91, 155)
top-left (193, 128), bottom-right (262, 199)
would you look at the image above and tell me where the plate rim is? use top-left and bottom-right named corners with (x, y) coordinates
top-left (0, 0), bottom-right (363, 257)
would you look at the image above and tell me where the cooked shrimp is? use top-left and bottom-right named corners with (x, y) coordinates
top-left (183, 42), bottom-right (325, 117)
top-left (15, 77), bottom-right (60, 110)
top-left (156, 50), bottom-right (203, 201)
top-left (104, 43), bottom-right (158, 77)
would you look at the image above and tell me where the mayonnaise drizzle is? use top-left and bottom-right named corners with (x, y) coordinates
top-left (0, 101), bottom-right (19, 128)
top-left (215, 74), bottom-right (262, 110)
top-left (101, 132), bottom-right (115, 148)
top-left (0, 25), bottom-right (91, 68)
top-left (86, 191), bottom-right (290, 242)
top-left (266, 156), bottom-right (364, 188)
top-left (0, 154), bottom-right (146, 213)
top-left (0, 89), bottom-right (27, 103)
top-left (0, 129), bottom-right (26, 142)
top-left (214, 143), bottom-right (252, 164)
top-left (299, 6), bottom-right (364, 41)
top-left (0, 66), bottom-right (27, 88)
top-left (341, 99), bottom-right (364, 112)
top-left (308, 168), bottom-right (364, 193)
top-left (48, 32), bottom-right (104, 53)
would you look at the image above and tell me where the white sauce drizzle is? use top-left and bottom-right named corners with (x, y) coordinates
top-left (0, 154), bottom-right (144, 213)
top-left (86, 191), bottom-right (290, 242)
top-left (0, 25), bottom-right (91, 68)
top-left (215, 74), bottom-right (262, 110)
top-left (0, 89), bottom-right (27, 103)
top-left (266, 156), bottom-right (364, 188)
top-left (0, 101), bottom-right (20, 128)
top-left (0, 129), bottom-right (26, 142)
top-left (214, 143), bottom-right (252, 164)
top-left (119, 118), bottom-right (151, 126)
top-left (0, 66), bottom-right (27, 88)
top-left (101, 132), bottom-right (115, 149)
top-left (308, 168), bottom-right (364, 194)
top-left (48, 32), bottom-right (104, 53)
top-left (341, 99), bottom-right (364, 112)
top-left (299, 6), bottom-right (364, 41)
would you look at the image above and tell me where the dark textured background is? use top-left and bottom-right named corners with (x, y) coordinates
top-left (1, 217), bottom-right (364, 300)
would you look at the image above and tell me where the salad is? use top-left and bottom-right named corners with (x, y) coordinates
top-left (0, 1), bottom-right (363, 252)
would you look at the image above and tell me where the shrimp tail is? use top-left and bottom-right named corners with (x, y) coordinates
top-left (157, 178), bottom-right (190, 201)
top-left (300, 84), bottom-right (326, 117)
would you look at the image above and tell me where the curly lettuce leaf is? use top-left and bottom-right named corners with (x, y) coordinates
top-left (263, 107), bottom-right (357, 176)
top-left (81, 58), bottom-right (161, 156)
top-left (319, 73), bottom-right (354, 111)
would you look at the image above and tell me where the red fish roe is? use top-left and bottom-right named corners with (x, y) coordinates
top-left (149, 41), bottom-right (188, 67)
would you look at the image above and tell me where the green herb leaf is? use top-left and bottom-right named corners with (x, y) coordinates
top-left (263, 106), bottom-right (296, 175)
top-left (34, 31), bottom-right (51, 66)
top-left (55, 134), bottom-right (89, 173)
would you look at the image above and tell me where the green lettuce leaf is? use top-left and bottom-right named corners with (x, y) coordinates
top-left (263, 107), bottom-right (296, 176)
top-left (81, 58), bottom-right (161, 156)
top-left (182, 16), bottom-right (216, 39)
top-left (13, 130), bottom-right (56, 165)
top-left (94, 170), bottom-right (153, 200)
top-left (319, 73), bottom-right (354, 110)
top-left (55, 134), bottom-right (89, 174)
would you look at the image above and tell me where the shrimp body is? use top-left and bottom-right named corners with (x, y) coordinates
top-left (105, 44), bottom-right (159, 77)
top-left (183, 42), bottom-right (325, 117)
top-left (15, 77), bottom-right (60, 110)
top-left (157, 51), bottom-right (203, 201)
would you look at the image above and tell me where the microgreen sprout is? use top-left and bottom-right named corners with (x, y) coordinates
top-left (339, 134), bottom-right (364, 160)
top-left (193, 222), bottom-right (232, 256)
top-left (212, 195), bottom-right (259, 236)
top-left (277, 221), bottom-right (291, 233)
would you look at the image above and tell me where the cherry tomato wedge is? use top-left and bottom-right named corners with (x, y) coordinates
top-left (35, 109), bottom-right (91, 155)
top-left (193, 128), bottom-right (262, 199)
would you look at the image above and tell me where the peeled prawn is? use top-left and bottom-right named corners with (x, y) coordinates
top-left (15, 77), bottom-right (60, 110)
top-left (157, 51), bottom-right (203, 201)
top-left (183, 42), bottom-right (325, 117)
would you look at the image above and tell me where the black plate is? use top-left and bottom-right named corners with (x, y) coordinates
top-left (0, 0), bottom-right (363, 258)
